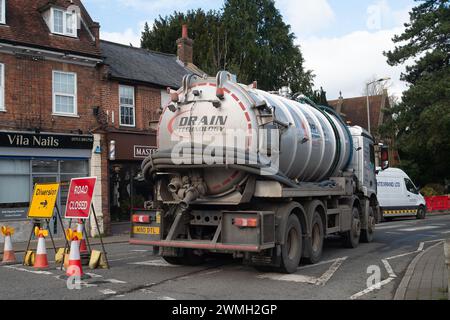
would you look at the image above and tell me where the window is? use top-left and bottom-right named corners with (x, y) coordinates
top-left (119, 85), bottom-right (135, 127)
top-left (51, 8), bottom-right (76, 37)
top-left (0, 0), bottom-right (5, 24)
top-left (0, 63), bottom-right (4, 111)
top-left (53, 71), bottom-right (77, 116)
top-left (404, 178), bottom-right (418, 194)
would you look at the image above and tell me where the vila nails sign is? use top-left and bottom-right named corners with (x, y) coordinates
top-left (0, 131), bottom-right (94, 150)
top-left (65, 177), bottom-right (97, 219)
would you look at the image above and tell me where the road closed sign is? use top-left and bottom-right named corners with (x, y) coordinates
top-left (65, 177), bottom-right (97, 219)
top-left (28, 183), bottom-right (60, 219)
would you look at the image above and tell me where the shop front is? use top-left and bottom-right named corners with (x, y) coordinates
top-left (0, 130), bottom-right (94, 241)
top-left (107, 132), bottom-right (156, 234)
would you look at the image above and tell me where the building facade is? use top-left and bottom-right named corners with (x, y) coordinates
top-left (0, 0), bottom-right (199, 241)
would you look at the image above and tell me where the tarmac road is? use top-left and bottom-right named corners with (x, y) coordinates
top-left (1, 214), bottom-right (449, 300)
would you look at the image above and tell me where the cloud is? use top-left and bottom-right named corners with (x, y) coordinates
top-left (101, 28), bottom-right (141, 47)
top-left (276, 0), bottom-right (335, 36)
top-left (301, 27), bottom-right (409, 100)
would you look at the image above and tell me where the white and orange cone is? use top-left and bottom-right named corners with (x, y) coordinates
top-left (1, 226), bottom-right (17, 265)
top-left (65, 228), bottom-right (90, 280)
top-left (77, 220), bottom-right (88, 254)
top-left (34, 227), bottom-right (49, 270)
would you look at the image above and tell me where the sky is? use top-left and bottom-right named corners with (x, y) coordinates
top-left (83, 0), bottom-right (416, 99)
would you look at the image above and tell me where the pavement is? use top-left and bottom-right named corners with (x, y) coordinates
top-left (395, 241), bottom-right (448, 300)
top-left (0, 213), bottom-right (449, 300)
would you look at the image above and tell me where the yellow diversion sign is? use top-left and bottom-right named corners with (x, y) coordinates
top-left (28, 183), bottom-right (60, 219)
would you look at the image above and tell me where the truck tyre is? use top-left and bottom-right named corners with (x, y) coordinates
top-left (162, 256), bottom-right (184, 265)
top-left (360, 207), bottom-right (375, 243)
top-left (278, 214), bottom-right (302, 273)
top-left (416, 206), bottom-right (426, 220)
top-left (343, 207), bottom-right (361, 248)
top-left (304, 211), bottom-right (324, 264)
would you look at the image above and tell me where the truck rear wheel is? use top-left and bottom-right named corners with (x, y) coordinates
top-left (304, 211), bottom-right (324, 264)
top-left (279, 214), bottom-right (302, 274)
top-left (360, 207), bottom-right (375, 243)
top-left (343, 207), bottom-right (361, 248)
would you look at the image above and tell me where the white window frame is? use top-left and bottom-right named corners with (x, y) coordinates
top-left (0, 63), bottom-right (4, 111)
top-left (119, 85), bottom-right (136, 127)
top-left (0, 0), bottom-right (5, 25)
top-left (52, 71), bottom-right (77, 116)
top-left (50, 7), bottom-right (77, 37)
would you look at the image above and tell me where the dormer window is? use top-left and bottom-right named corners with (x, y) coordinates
top-left (0, 0), bottom-right (6, 24)
top-left (50, 7), bottom-right (76, 37)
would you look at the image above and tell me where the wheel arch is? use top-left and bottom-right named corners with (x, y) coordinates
top-left (274, 201), bottom-right (307, 245)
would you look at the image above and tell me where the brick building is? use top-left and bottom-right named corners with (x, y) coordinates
top-left (328, 91), bottom-right (399, 166)
top-left (0, 0), bottom-right (199, 240)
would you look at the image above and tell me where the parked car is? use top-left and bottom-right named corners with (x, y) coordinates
top-left (376, 168), bottom-right (427, 220)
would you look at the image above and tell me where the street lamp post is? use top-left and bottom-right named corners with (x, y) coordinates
top-left (366, 77), bottom-right (391, 134)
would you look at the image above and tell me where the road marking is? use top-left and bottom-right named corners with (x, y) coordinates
top-left (315, 257), bottom-right (348, 286)
top-left (3, 265), bottom-right (53, 275)
top-left (350, 277), bottom-right (395, 300)
top-left (129, 259), bottom-right (180, 267)
top-left (297, 257), bottom-right (346, 270)
top-left (258, 257), bottom-right (347, 286)
top-left (99, 289), bottom-right (117, 295)
top-left (157, 296), bottom-right (176, 300)
top-left (381, 259), bottom-right (396, 278)
top-left (376, 224), bottom-right (408, 230)
top-left (417, 242), bottom-right (424, 251)
top-left (131, 250), bottom-right (149, 252)
top-left (385, 232), bottom-right (402, 235)
top-left (398, 226), bottom-right (440, 232)
top-left (440, 230), bottom-right (450, 234)
top-left (105, 279), bottom-right (127, 284)
top-left (85, 272), bottom-right (103, 278)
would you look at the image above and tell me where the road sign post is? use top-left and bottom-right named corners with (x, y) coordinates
top-left (24, 183), bottom-right (60, 266)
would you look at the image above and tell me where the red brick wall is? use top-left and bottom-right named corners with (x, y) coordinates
top-left (0, 52), bottom-right (101, 134)
top-left (100, 80), bottom-right (162, 131)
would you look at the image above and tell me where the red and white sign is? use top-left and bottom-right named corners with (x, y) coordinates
top-left (65, 177), bottom-right (97, 219)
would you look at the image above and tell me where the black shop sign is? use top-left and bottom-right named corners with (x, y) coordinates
top-left (0, 131), bottom-right (94, 150)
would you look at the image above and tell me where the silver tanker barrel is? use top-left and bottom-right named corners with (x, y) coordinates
top-left (144, 71), bottom-right (353, 200)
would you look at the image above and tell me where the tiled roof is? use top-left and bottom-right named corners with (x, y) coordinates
top-left (328, 95), bottom-right (390, 131)
top-left (0, 0), bottom-right (100, 57)
top-left (100, 40), bottom-right (198, 88)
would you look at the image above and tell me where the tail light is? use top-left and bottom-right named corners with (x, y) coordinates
top-left (132, 215), bottom-right (150, 223)
top-left (233, 217), bottom-right (258, 228)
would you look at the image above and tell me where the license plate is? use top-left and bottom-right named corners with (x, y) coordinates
top-left (133, 226), bottom-right (160, 235)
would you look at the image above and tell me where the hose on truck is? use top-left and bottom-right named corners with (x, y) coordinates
top-left (141, 143), bottom-right (300, 188)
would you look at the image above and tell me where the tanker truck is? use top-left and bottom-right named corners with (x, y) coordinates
top-left (130, 71), bottom-right (386, 273)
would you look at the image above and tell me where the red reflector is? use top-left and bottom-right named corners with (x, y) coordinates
top-left (132, 215), bottom-right (150, 223)
top-left (234, 218), bottom-right (258, 228)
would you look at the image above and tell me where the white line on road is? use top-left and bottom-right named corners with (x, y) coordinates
top-left (417, 242), bottom-right (424, 251)
top-left (85, 272), bottom-right (103, 278)
top-left (350, 277), bottom-right (395, 300)
top-left (99, 289), bottom-right (117, 295)
top-left (376, 224), bottom-right (408, 230)
top-left (398, 226), bottom-right (440, 232)
top-left (3, 265), bottom-right (53, 275)
top-left (106, 279), bottom-right (127, 284)
top-left (258, 257), bottom-right (347, 286)
top-left (315, 257), bottom-right (348, 286)
top-left (158, 296), bottom-right (176, 300)
top-left (129, 259), bottom-right (180, 267)
top-left (381, 259), bottom-right (396, 278)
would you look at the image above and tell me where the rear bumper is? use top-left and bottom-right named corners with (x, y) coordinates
top-left (129, 239), bottom-right (262, 252)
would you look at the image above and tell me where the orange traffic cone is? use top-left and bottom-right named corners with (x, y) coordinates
top-left (77, 220), bottom-right (88, 254)
top-left (34, 227), bottom-right (49, 270)
top-left (1, 226), bottom-right (17, 265)
top-left (65, 229), bottom-right (90, 280)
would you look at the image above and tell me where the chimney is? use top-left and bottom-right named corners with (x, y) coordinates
top-left (177, 24), bottom-right (193, 65)
top-left (91, 22), bottom-right (100, 48)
